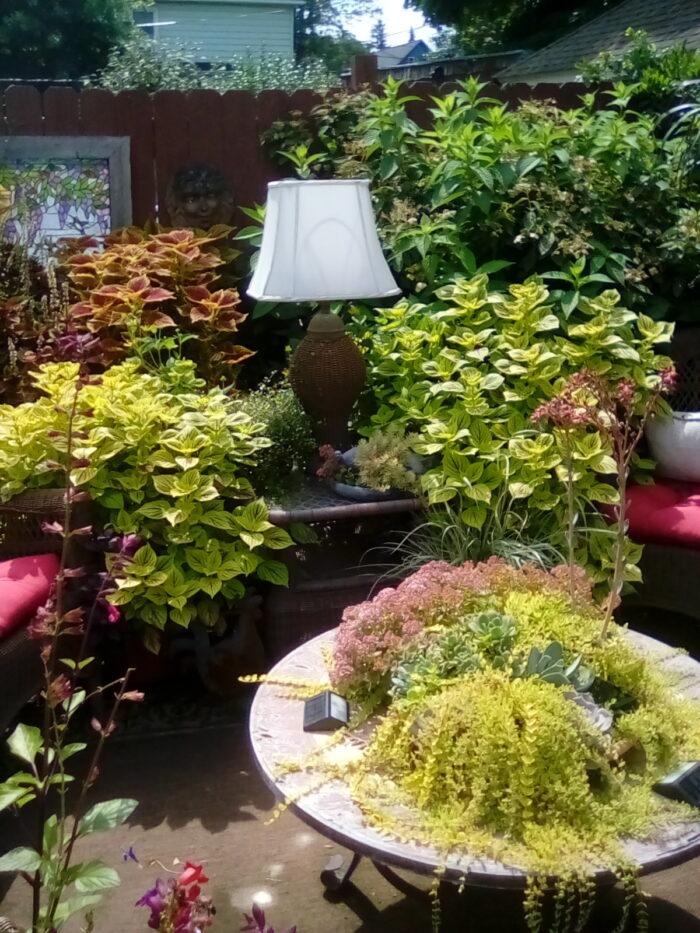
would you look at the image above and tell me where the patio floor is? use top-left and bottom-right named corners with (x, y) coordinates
top-left (2, 607), bottom-right (700, 932)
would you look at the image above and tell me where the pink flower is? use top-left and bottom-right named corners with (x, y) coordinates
top-left (106, 603), bottom-right (121, 624)
top-left (660, 366), bottom-right (677, 393)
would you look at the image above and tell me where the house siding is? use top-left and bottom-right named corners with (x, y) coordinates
top-left (154, 1), bottom-right (296, 61)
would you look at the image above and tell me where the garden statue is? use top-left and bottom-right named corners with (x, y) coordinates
top-left (165, 164), bottom-right (234, 229)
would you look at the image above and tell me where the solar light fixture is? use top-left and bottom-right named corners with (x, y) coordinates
top-left (303, 690), bottom-right (350, 732)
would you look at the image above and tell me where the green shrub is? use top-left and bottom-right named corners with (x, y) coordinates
top-left (578, 28), bottom-right (700, 106)
top-left (0, 359), bottom-right (293, 646)
top-left (350, 274), bottom-right (673, 583)
top-left (233, 381), bottom-right (315, 499)
top-left (262, 77), bottom-right (700, 323)
top-left (95, 31), bottom-right (335, 93)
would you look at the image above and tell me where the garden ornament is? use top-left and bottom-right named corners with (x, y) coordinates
top-left (166, 163), bottom-right (234, 229)
top-left (247, 178), bottom-right (400, 448)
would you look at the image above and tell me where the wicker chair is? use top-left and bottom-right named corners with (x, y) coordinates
top-left (0, 490), bottom-right (75, 733)
top-left (622, 328), bottom-right (700, 623)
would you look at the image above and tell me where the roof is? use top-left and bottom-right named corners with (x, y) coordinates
top-left (376, 39), bottom-right (430, 70)
top-left (499, 0), bottom-right (700, 82)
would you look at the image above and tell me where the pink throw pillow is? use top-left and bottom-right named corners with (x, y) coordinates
top-left (0, 553), bottom-right (60, 640)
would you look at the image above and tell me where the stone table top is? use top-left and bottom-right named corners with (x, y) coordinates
top-left (249, 628), bottom-right (700, 889)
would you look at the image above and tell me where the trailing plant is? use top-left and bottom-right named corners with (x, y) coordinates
top-left (264, 77), bottom-right (700, 322)
top-left (0, 364), bottom-right (141, 933)
top-left (350, 273), bottom-right (673, 586)
top-left (0, 359), bottom-right (293, 647)
top-left (60, 226), bottom-right (253, 388)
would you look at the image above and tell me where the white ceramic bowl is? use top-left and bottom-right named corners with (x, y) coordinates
top-left (646, 411), bottom-right (700, 481)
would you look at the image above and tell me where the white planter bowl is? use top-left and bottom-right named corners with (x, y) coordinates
top-left (646, 411), bottom-right (700, 482)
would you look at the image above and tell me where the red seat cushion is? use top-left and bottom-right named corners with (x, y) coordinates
top-left (625, 481), bottom-right (700, 548)
top-left (0, 553), bottom-right (60, 640)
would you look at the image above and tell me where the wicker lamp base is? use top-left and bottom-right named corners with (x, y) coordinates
top-left (289, 308), bottom-right (366, 450)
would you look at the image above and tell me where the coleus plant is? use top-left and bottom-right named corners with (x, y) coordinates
top-left (0, 358), bottom-right (293, 648)
top-left (59, 227), bottom-right (253, 387)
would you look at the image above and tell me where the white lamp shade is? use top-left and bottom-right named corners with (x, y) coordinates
top-left (247, 178), bottom-right (401, 302)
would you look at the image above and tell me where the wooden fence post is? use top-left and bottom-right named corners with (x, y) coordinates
top-left (351, 55), bottom-right (378, 89)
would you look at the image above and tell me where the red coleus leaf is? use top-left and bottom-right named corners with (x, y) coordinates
top-left (70, 301), bottom-right (95, 318)
top-left (184, 285), bottom-right (211, 302)
top-left (105, 227), bottom-right (146, 246)
top-left (217, 344), bottom-right (256, 365)
top-left (143, 287), bottom-right (174, 303)
top-left (189, 306), bottom-right (213, 323)
top-left (142, 310), bottom-right (177, 328)
top-left (127, 275), bottom-right (150, 293)
top-left (66, 253), bottom-right (98, 267)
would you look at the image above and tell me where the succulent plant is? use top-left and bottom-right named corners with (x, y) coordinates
top-left (467, 611), bottom-right (517, 657)
top-left (512, 641), bottom-right (595, 692)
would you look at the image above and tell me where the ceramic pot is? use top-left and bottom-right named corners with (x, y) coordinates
top-left (646, 411), bottom-right (700, 481)
top-left (331, 481), bottom-right (397, 502)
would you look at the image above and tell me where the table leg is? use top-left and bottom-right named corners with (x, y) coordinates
top-left (371, 860), bottom-right (431, 902)
top-left (320, 852), bottom-right (363, 892)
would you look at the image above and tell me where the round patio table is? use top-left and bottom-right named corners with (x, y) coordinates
top-left (249, 629), bottom-right (700, 895)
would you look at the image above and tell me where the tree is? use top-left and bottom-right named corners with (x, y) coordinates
top-left (371, 19), bottom-right (387, 51)
top-left (304, 33), bottom-right (370, 74)
top-left (405, 0), bottom-right (627, 53)
top-left (295, 0), bottom-right (377, 64)
top-left (0, 0), bottom-right (137, 79)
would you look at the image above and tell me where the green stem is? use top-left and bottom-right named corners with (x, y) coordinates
top-left (564, 438), bottom-right (576, 607)
top-left (601, 456), bottom-right (628, 641)
top-left (44, 674), bottom-right (131, 927)
top-left (32, 381), bottom-right (80, 933)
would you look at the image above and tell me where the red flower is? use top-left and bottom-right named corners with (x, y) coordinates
top-left (178, 862), bottom-right (209, 887)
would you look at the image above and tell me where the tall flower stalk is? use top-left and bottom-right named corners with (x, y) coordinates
top-left (533, 366), bottom-right (676, 639)
top-left (0, 361), bottom-right (142, 933)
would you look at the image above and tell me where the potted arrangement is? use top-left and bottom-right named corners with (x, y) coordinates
top-left (316, 425), bottom-right (423, 502)
top-left (260, 559), bottom-right (700, 931)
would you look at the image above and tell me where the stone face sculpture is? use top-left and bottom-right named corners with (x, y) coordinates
top-left (165, 164), bottom-right (234, 229)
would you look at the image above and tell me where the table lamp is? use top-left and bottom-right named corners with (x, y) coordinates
top-left (247, 178), bottom-right (400, 449)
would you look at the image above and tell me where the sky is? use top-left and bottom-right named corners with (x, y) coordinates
top-left (345, 0), bottom-right (437, 47)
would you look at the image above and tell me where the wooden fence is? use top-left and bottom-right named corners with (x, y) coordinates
top-left (0, 81), bottom-right (592, 228)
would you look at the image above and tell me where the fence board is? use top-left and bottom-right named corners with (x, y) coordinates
top-left (114, 90), bottom-right (156, 228)
top-left (186, 89), bottom-right (226, 172)
top-left (80, 89), bottom-right (118, 137)
top-left (43, 87), bottom-right (80, 135)
top-left (0, 80), bottom-right (597, 226)
top-left (4, 86), bottom-right (43, 135)
top-left (288, 88), bottom-right (322, 114)
top-left (255, 89), bottom-right (294, 195)
top-left (221, 90), bottom-right (262, 226)
top-left (153, 90), bottom-right (191, 225)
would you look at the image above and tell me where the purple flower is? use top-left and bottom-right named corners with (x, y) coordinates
top-left (136, 878), bottom-right (170, 929)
